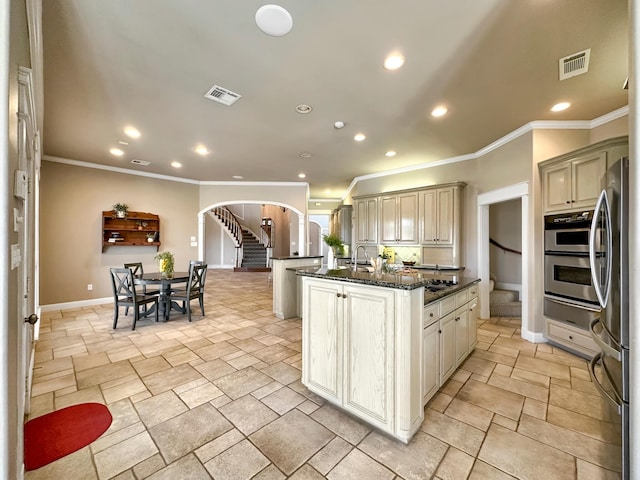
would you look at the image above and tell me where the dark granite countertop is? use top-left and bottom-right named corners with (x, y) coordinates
top-left (271, 255), bottom-right (324, 260)
top-left (296, 266), bottom-right (479, 298)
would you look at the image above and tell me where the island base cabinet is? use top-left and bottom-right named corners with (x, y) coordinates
top-left (302, 277), bottom-right (423, 443)
top-left (301, 280), bottom-right (342, 403)
top-left (342, 287), bottom-right (395, 432)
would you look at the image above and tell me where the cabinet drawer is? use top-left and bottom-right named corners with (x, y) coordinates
top-left (468, 284), bottom-right (478, 299)
top-left (455, 289), bottom-right (469, 307)
top-left (423, 303), bottom-right (439, 328)
top-left (546, 320), bottom-right (598, 356)
top-left (440, 295), bottom-right (456, 316)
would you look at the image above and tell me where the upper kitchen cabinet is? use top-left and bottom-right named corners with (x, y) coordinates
top-left (380, 191), bottom-right (419, 244)
top-left (540, 136), bottom-right (628, 214)
top-left (331, 204), bottom-right (353, 246)
top-left (354, 196), bottom-right (378, 245)
top-left (420, 183), bottom-right (465, 246)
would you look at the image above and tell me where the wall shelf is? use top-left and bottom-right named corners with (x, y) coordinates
top-left (102, 211), bottom-right (160, 252)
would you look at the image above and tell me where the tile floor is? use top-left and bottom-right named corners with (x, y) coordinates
top-left (26, 270), bottom-right (622, 479)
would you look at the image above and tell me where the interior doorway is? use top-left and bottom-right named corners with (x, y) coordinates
top-left (477, 182), bottom-right (542, 343)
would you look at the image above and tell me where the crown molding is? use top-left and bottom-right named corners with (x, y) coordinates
top-left (342, 106), bottom-right (629, 199)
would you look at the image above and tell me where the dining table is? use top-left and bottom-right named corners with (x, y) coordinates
top-left (134, 271), bottom-right (190, 321)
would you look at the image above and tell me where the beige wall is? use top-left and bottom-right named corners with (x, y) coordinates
top-left (40, 161), bottom-right (199, 304)
top-left (199, 183), bottom-right (308, 215)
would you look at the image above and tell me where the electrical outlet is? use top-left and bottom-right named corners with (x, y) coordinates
top-left (87, 284), bottom-right (93, 291)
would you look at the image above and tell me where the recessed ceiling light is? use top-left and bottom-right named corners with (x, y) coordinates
top-left (124, 127), bottom-right (141, 139)
top-left (354, 133), bottom-right (366, 142)
top-left (383, 53), bottom-right (405, 71)
top-left (300, 152), bottom-right (312, 158)
top-left (255, 4), bottom-right (293, 37)
top-left (232, 175), bottom-right (244, 179)
top-left (171, 161), bottom-right (182, 168)
top-left (315, 202), bottom-right (321, 206)
top-left (431, 106), bottom-right (448, 117)
top-left (118, 140), bottom-right (129, 146)
top-left (110, 148), bottom-right (124, 157)
top-left (550, 102), bottom-right (571, 112)
top-left (298, 173), bottom-right (306, 179)
top-left (195, 145), bottom-right (209, 156)
top-left (334, 121), bottom-right (345, 129)
top-left (385, 151), bottom-right (396, 157)
top-left (295, 104), bottom-right (312, 114)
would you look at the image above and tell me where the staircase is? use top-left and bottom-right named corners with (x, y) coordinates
top-left (490, 289), bottom-right (521, 317)
top-left (236, 229), bottom-right (270, 272)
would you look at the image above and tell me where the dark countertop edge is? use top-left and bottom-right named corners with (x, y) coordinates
top-left (423, 278), bottom-right (480, 305)
top-left (286, 265), bottom-right (324, 272)
top-left (272, 256), bottom-right (324, 260)
top-left (296, 266), bottom-right (479, 292)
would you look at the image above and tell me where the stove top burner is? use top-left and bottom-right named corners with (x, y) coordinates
top-left (425, 278), bottom-right (457, 292)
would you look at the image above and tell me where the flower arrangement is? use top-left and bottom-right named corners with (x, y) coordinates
top-left (154, 251), bottom-right (174, 277)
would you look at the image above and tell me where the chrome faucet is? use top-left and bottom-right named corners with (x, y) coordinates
top-left (354, 245), bottom-right (369, 271)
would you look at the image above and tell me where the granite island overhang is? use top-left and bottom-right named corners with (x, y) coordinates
top-left (297, 266), bottom-right (479, 443)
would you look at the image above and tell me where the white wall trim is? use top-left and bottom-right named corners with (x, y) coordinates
top-left (40, 296), bottom-right (113, 312)
top-left (477, 182), bottom-right (532, 343)
top-left (521, 328), bottom-right (547, 344)
top-left (343, 108), bottom-right (628, 199)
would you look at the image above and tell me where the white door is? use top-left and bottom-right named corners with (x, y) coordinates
top-left (17, 67), bottom-right (39, 416)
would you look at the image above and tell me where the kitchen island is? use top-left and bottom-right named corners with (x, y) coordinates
top-left (297, 266), bottom-right (479, 443)
top-left (271, 256), bottom-right (323, 319)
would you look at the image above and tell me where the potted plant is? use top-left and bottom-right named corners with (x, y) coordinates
top-left (323, 233), bottom-right (344, 268)
top-left (154, 251), bottom-right (174, 277)
top-left (113, 202), bottom-right (129, 218)
top-left (136, 220), bottom-right (148, 230)
top-left (146, 232), bottom-right (156, 242)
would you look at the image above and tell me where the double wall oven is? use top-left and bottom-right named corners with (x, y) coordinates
top-left (543, 211), bottom-right (601, 329)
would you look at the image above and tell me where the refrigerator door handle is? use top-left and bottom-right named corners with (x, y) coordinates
top-left (589, 190), bottom-right (612, 308)
top-left (589, 318), bottom-right (622, 361)
top-left (589, 352), bottom-right (622, 415)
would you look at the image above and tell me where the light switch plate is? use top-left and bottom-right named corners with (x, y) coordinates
top-left (11, 244), bottom-right (21, 269)
top-left (190, 241), bottom-right (197, 247)
top-left (14, 170), bottom-right (27, 199)
top-left (190, 236), bottom-right (196, 242)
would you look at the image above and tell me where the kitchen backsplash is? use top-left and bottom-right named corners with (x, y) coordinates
top-left (380, 245), bottom-right (422, 264)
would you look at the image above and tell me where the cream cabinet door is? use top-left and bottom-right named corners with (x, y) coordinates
top-left (422, 320), bottom-right (440, 405)
top-left (468, 297), bottom-right (478, 350)
top-left (571, 152), bottom-right (607, 210)
top-left (454, 305), bottom-right (469, 366)
top-left (542, 163), bottom-right (571, 213)
top-left (439, 311), bottom-right (456, 384)
top-left (436, 188), bottom-right (454, 245)
top-left (398, 192), bottom-right (418, 243)
top-left (380, 195), bottom-right (398, 244)
top-left (355, 197), bottom-right (378, 244)
top-left (342, 285), bottom-right (395, 430)
top-left (381, 192), bottom-right (418, 244)
top-left (302, 279), bottom-right (342, 403)
top-left (420, 188), bottom-right (453, 245)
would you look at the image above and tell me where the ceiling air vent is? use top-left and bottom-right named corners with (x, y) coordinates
top-left (204, 85), bottom-right (241, 106)
top-left (131, 159), bottom-right (150, 166)
top-left (559, 49), bottom-right (590, 80)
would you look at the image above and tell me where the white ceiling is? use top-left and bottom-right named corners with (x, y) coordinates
top-left (42, 0), bottom-right (629, 199)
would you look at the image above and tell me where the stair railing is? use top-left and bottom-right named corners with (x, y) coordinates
top-left (211, 207), bottom-right (243, 247)
top-left (489, 237), bottom-right (521, 255)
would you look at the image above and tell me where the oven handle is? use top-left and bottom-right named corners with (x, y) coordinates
top-left (589, 189), bottom-right (612, 308)
top-left (589, 318), bottom-right (622, 361)
top-left (588, 352), bottom-right (622, 414)
top-left (544, 295), bottom-right (601, 312)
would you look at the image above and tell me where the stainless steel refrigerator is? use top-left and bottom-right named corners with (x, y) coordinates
top-left (589, 156), bottom-right (629, 478)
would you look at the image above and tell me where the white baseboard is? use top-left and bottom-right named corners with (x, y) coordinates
top-left (521, 327), bottom-right (547, 344)
top-left (40, 296), bottom-right (113, 312)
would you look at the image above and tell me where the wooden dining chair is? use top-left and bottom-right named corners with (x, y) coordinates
top-left (170, 264), bottom-right (207, 322)
top-left (124, 262), bottom-right (159, 315)
top-left (109, 267), bottom-right (159, 330)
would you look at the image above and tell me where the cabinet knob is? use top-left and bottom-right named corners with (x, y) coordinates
top-left (569, 335), bottom-right (573, 340)
top-left (566, 201), bottom-right (571, 204)
top-left (336, 293), bottom-right (341, 298)
top-left (438, 330), bottom-right (442, 334)
top-left (429, 313), bottom-right (434, 317)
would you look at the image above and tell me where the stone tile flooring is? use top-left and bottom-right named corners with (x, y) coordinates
top-left (26, 270), bottom-right (622, 479)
